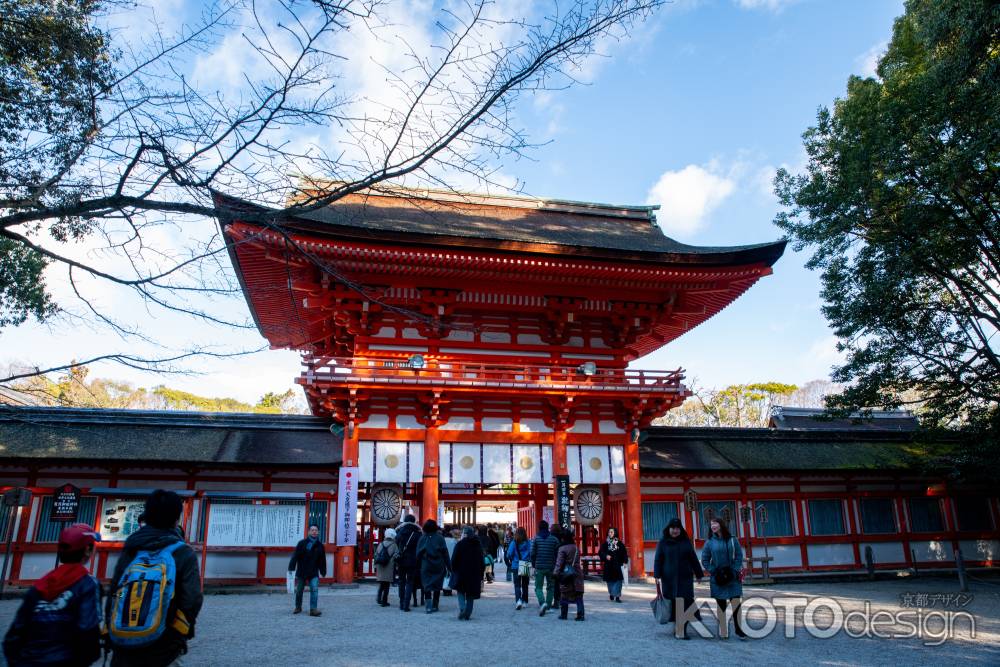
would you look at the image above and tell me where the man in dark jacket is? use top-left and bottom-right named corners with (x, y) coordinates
top-left (3, 523), bottom-right (102, 666)
top-left (529, 520), bottom-right (561, 615)
top-left (288, 525), bottom-right (327, 616)
top-left (394, 515), bottom-right (421, 611)
top-left (106, 490), bottom-right (203, 667)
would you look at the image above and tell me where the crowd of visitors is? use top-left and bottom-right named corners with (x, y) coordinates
top-left (1, 489), bottom-right (750, 666)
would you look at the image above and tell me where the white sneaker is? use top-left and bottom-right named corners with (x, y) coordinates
top-left (516, 600), bottom-right (523, 610)
top-left (539, 603), bottom-right (547, 617)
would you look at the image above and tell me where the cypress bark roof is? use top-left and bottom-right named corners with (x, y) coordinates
top-left (0, 407), bottom-right (952, 473)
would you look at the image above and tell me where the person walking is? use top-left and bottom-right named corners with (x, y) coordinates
top-left (653, 518), bottom-right (704, 640)
top-left (502, 526), bottom-right (515, 582)
top-left (395, 515), bottom-right (421, 612)
top-left (373, 528), bottom-right (399, 607)
top-left (287, 525), bottom-right (327, 616)
top-left (3, 524), bottom-right (103, 667)
top-left (416, 519), bottom-right (450, 613)
top-left (476, 526), bottom-right (494, 584)
top-left (597, 527), bottom-right (629, 603)
top-left (450, 526), bottom-right (486, 620)
top-left (106, 490), bottom-right (202, 667)
top-left (553, 530), bottom-right (585, 621)
top-left (701, 517), bottom-right (746, 639)
top-left (529, 520), bottom-right (560, 616)
top-left (442, 527), bottom-right (459, 597)
top-left (506, 527), bottom-right (532, 609)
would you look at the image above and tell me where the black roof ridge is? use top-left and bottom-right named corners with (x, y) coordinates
top-left (641, 425), bottom-right (928, 442)
top-left (0, 406), bottom-right (333, 431)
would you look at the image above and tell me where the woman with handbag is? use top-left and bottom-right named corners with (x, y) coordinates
top-left (653, 518), bottom-right (703, 639)
top-left (597, 527), bottom-right (629, 603)
top-left (553, 530), bottom-right (585, 621)
top-left (700, 517), bottom-right (746, 639)
top-left (506, 527), bottom-right (533, 609)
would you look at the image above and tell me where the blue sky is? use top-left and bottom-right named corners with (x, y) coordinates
top-left (2, 0), bottom-right (906, 403)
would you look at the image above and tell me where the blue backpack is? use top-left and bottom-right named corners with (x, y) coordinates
top-left (109, 541), bottom-right (185, 648)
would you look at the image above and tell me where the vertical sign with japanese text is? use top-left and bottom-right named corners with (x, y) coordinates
top-left (51, 484), bottom-right (81, 522)
top-left (555, 475), bottom-right (571, 530)
top-left (336, 468), bottom-right (358, 546)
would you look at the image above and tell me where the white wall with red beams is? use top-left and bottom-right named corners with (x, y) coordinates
top-left (610, 472), bottom-right (999, 575)
top-left (0, 465), bottom-right (339, 587)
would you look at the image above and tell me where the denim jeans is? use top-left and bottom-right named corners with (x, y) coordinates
top-left (456, 592), bottom-right (475, 618)
top-left (560, 593), bottom-right (584, 618)
top-left (295, 576), bottom-right (319, 610)
top-left (606, 579), bottom-right (623, 598)
top-left (534, 571), bottom-right (555, 607)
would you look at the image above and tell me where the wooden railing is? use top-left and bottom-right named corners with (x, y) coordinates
top-left (299, 356), bottom-right (685, 392)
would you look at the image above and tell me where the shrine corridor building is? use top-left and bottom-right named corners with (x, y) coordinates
top-left (0, 188), bottom-right (996, 585)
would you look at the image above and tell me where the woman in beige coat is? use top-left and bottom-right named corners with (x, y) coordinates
top-left (374, 528), bottom-right (399, 607)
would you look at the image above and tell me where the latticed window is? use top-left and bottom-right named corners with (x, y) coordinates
top-left (697, 501), bottom-right (738, 538)
top-left (859, 498), bottom-right (897, 534)
top-left (808, 499), bottom-right (846, 535)
top-left (756, 500), bottom-right (794, 537)
top-left (907, 498), bottom-right (944, 532)
top-left (641, 502), bottom-right (679, 541)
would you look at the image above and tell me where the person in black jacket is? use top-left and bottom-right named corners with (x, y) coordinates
top-left (597, 527), bottom-right (629, 602)
top-left (4, 524), bottom-right (102, 667)
top-left (653, 518), bottom-right (704, 640)
top-left (450, 526), bottom-right (486, 620)
top-left (288, 524), bottom-right (327, 616)
top-left (394, 515), bottom-right (421, 611)
top-left (107, 490), bottom-right (203, 667)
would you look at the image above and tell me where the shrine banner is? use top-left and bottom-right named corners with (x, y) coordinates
top-left (336, 467), bottom-right (358, 546)
top-left (555, 475), bottom-right (571, 530)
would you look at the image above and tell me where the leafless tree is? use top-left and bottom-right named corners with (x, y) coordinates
top-left (0, 0), bottom-right (664, 385)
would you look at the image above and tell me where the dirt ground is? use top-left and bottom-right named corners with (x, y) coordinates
top-left (1, 565), bottom-right (998, 666)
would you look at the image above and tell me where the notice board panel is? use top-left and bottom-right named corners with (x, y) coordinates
top-left (206, 503), bottom-right (306, 547)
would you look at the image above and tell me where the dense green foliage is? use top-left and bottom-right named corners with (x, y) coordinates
top-left (774, 0), bottom-right (999, 463)
top-left (0, 0), bottom-right (115, 328)
top-left (12, 365), bottom-right (302, 413)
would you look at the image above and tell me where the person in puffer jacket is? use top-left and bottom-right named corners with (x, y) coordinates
top-left (529, 520), bottom-right (561, 615)
top-left (3, 523), bottom-right (103, 667)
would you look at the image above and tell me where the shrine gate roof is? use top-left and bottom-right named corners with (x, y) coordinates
top-left (215, 188), bottom-right (786, 266)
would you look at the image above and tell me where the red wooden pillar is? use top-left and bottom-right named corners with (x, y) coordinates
top-left (421, 426), bottom-right (440, 522)
top-left (625, 431), bottom-right (645, 577)
top-left (533, 483), bottom-right (548, 534)
top-left (336, 426), bottom-right (360, 584)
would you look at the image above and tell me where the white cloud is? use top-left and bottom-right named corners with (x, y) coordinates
top-left (856, 40), bottom-right (888, 78)
top-left (645, 162), bottom-right (736, 237)
top-left (734, 0), bottom-right (798, 12)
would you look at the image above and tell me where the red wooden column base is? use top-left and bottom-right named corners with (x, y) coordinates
top-left (625, 435), bottom-right (645, 577)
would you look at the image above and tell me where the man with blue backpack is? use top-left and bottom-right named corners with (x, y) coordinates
top-left (106, 490), bottom-right (203, 667)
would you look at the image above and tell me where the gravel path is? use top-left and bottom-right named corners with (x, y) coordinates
top-left (2, 566), bottom-right (998, 666)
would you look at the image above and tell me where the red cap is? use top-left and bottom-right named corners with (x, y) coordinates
top-left (58, 524), bottom-right (100, 551)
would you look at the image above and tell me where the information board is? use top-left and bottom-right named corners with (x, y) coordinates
top-left (100, 499), bottom-right (145, 540)
top-left (206, 503), bottom-right (306, 547)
